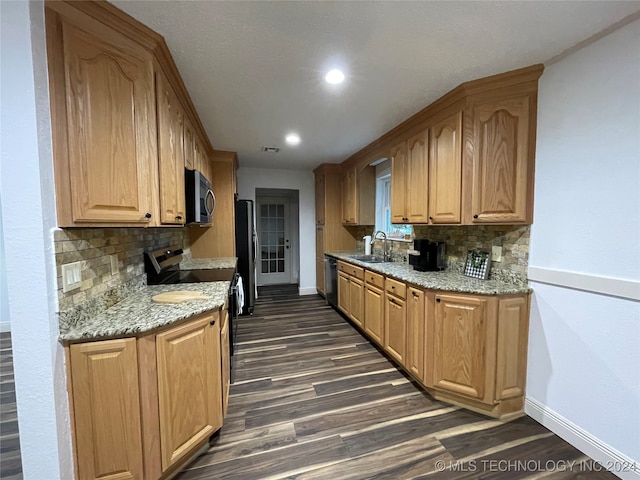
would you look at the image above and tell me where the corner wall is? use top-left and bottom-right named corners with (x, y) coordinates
top-left (0, 1), bottom-right (74, 477)
top-left (237, 167), bottom-right (316, 294)
top-left (527, 18), bottom-right (640, 476)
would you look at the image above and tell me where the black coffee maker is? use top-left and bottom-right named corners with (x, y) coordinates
top-left (408, 239), bottom-right (445, 271)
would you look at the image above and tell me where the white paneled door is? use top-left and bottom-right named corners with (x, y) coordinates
top-left (256, 196), bottom-right (292, 285)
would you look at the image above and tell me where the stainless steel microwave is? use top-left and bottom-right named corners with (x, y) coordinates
top-left (185, 168), bottom-right (215, 224)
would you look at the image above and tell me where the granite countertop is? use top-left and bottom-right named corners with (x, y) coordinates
top-left (327, 252), bottom-right (531, 295)
top-left (60, 282), bottom-right (230, 342)
top-left (180, 257), bottom-right (237, 270)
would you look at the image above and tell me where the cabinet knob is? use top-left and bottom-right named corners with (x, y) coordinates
top-left (473, 214), bottom-right (479, 219)
top-left (175, 215), bottom-right (182, 220)
top-left (429, 216), bottom-right (433, 221)
top-left (436, 298), bottom-right (441, 303)
top-left (210, 319), bottom-right (216, 325)
top-left (412, 291), bottom-right (418, 297)
top-left (145, 212), bottom-right (152, 219)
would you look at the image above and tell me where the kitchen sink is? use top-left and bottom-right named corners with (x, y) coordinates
top-left (350, 255), bottom-right (385, 263)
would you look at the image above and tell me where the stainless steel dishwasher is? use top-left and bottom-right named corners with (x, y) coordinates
top-left (325, 256), bottom-right (338, 307)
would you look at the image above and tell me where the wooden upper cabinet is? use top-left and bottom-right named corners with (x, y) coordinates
top-left (341, 166), bottom-right (375, 226)
top-left (341, 167), bottom-right (356, 224)
top-left (470, 96), bottom-right (533, 224)
top-left (183, 115), bottom-right (196, 171)
top-left (390, 141), bottom-right (408, 223)
top-left (315, 170), bottom-right (326, 225)
top-left (156, 69), bottom-right (186, 225)
top-left (406, 130), bottom-right (429, 223)
top-left (155, 314), bottom-right (223, 472)
top-left (429, 111), bottom-right (462, 224)
top-left (432, 294), bottom-right (494, 402)
top-left (69, 338), bottom-right (143, 480)
top-left (52, 16), bottom-right (158, 226)
top-left (391, 129), bottom-right (429, 224)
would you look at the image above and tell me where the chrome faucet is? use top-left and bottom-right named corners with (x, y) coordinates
top-left (371, 230), bottom-right (390, 262)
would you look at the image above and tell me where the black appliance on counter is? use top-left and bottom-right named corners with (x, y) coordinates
top-left (144, 246), bottom-right (239, 357)
top-left (408, 239), bottom-right (446, 271)
top-left (235, 199), bottom-right (256, 315)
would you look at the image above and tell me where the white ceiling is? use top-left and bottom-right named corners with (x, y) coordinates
top-left (113, 1), bottom-right (640, 170)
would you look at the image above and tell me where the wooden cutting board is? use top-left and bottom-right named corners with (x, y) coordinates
top-left (152, 291), bottom-right (212, 304)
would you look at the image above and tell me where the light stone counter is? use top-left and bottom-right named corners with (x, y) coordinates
top-left (180, 257), bottom-right (237, 270)
top-left (327, 252), bottom-right (531, 296)
top-left (60, 282), bottom-right (229, 342)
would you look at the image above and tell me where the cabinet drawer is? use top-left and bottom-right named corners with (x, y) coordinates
top-left (337, 261), bottom-right (364, 280)
top-left (385, 278), bottom-right (406, 299)
top-left (365, 270), bottom-right (384, 289)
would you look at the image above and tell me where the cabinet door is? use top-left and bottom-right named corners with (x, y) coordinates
top-left (157, 70), bottom-right (186, 225)
top-left (390, 141), bottom-right (408, 223)
top-left (384, 294), bottom-right (406, 365)
top-left (406, 287), bottom-right (426, 381)
top-left (429, 111), bottom-right (462, 224)
top-left (221, 311), bottom-right (231, 417)
top-left (156, 314), bottom-right (223, 471)
top-left (315, 171), bottom-right (326, 225)
top-left (349, 277), bottom-right (364, 329)
top-left (337, 271), bottom-right (350, 315)
top-left (406, 131), bottom-right (429, 223)
top-left (316, 225), bottom-right (325, 295)
top-left (364, 284), bottom-right (384, 346)
top-left (471, 97), bottom-right (532, 223)
top-left (433, 294), bottom-right (492, 401)
top-left (183, 116), bottom-right (195, 170)
top-left (495, 296), bottom-right (529, 401)
top-left (341, 168), bottom-right (356, 224)
top-left (69, 338), bottom-right (143, 480)
top-left (61, 20), bottom-right (157, 225)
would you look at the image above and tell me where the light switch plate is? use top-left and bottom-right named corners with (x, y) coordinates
top-left (62, 261), bottom-right (82, 292)
top-left (110, 255), bottom-right (119, 276)
top-left (491, 245), bottom-right (503, 262)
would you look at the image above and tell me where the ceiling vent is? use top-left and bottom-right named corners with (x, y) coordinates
top-left (262, 146), bottom-right (280, 153)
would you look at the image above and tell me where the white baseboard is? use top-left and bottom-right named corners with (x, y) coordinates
top-left (0, 322), bottom-right (10, 333)
top-left (298, 287), bottom-right (317, 296)
top-left (525, 397), bottom-right (640, 480)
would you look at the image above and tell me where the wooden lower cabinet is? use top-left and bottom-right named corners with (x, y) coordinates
top-left (221, 310), bottom-right (231, 416)
top-left (348, 277), bottom-right (364, 328)
top-left (406, 287), bottom-right (426, 381)
top-left (364, 283), bottom-right (384, 346)
top-left (69, 338), bottom-right (143, 480)
top-left (337, 271), bottom-right (350, 314)
top-left (384, 293), bottom-right (406, 365)
top-left (156, 314), bottom-right (223, 472)
top-left (67, 310), bottom-right (225, 480)
top-left (430, 294), bottom-right (493, 402)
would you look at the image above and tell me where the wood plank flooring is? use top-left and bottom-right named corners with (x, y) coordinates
top-left (0, 332), bottom-right (23, 480)
top-left (176, 287), bottom-right (614, 480)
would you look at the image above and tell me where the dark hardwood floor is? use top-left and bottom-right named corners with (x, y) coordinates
top-left (0, 332), bottom-right (23, 480)
top-left (176, 286), bottom-right (613, 480)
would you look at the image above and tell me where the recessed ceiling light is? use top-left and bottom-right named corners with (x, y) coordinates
top-left (285, 133), bottom-right (301, 146)
top-left (325, 69), bottom-right (345, 84)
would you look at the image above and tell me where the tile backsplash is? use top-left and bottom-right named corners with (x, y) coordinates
top-left (353, 225), bottom-right (530, 283)
top-left (54, 227), bottom-right (189, 312)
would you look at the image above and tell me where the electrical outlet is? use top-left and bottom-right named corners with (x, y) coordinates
top-left (110, 255), bottom-right (119, 276)
top-left (62, 261), bottom-right (82, 292)
top-left (491, 245), bottom-right (503, 262)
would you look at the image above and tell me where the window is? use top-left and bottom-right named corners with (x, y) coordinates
top-left (375, 167), bottom-right (413, 240)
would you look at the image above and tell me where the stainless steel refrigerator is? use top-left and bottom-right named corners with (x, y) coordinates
top-left (235, 199), bottom-right (256, 315)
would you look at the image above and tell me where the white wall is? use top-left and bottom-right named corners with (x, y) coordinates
top-left (0, 2), bottom-right (74, 478)
top-left (237, 167), bottom-right (316, 294)
top-left (0, 197), bottom-right (9, 332)
top-left (527, 18), bottom-right (640, 475)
